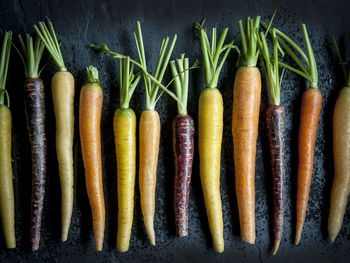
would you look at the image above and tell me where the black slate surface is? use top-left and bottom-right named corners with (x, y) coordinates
top-left (0, 0), bottom-right (349, 262)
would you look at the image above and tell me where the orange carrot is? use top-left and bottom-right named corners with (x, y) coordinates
top-left (79, 66), bottom-right (105, 251)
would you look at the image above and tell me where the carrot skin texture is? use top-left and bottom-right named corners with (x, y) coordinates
top-left (114, 108), bottom-right (136, 252)
top-left (295, 88), bottom-right (322, 245)
top-left (0, 105), bottom-right (16, 248)
top-left (51, 71), bottom-right (75, 242)
top-left (329, 86), bottom-right (350, 242)
top-left (79, 83), bottom-right (105, 251)
top-left (266, 105), bottom-right (286, 255)
top-left (198, 88), bottom-right (224, 253)
top-left (139, 110), bottom-right (160, 245)
top-left (232, 66), bottom-right (261, 244)
top-left (173, 115), bottom-right (195, 238)
top-left (24, 78), bottom-right (47, 251)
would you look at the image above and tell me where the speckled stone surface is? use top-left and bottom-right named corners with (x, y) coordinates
top-left (0, 0), bottom-right (349, 262)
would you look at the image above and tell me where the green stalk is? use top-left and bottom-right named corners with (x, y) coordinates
top-left (0, 31), bottom-right (12, 107)
top-left (86, 65), bottom-right (99, 84)
top-left (194, 20), bottom-right (239, 89)
top-left (119, 56), bottom-right (141, 109)
top-left (15, 34), bottom-right (45, 79)
top-left (34, 21), bottom-right (67, 72)
top-left (332, 36), bottom-right (350, 87)
top-left (238, 16), bottom-right (261, 67)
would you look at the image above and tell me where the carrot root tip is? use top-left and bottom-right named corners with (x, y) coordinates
top-left (272, 239), bottom-right (281, 255)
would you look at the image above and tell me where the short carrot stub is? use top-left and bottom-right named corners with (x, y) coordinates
top-left (198, 87), bottom-right (224, 253)
top-left (232, 66), bottom-right (261, 244)
top-left (79, 83), bottom-right (105, 251)
top-left (295, 88), bottom-right (322, 244)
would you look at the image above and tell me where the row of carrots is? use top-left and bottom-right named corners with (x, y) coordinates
top-left (0, 13), bottom-right (349, 256)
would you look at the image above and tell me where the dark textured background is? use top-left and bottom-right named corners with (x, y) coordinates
top-left (0, 0), bottom-right (349, 262)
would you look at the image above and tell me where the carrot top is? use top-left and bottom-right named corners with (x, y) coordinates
top-left (0, 31), bottom-right (12, 107)
top-left (257, 29), bottom-right (285, 106)
top-left (15, 33), bottom-right (45, 79)
top-left (264, 23), bottom-right (318, 89)
top-left (194, 20), bottom-right (238, 89)
top-left (118, 57), bottom-right (141, 109)
top-left (34, 21), bottom-right (67, 72)
top-left (86, 65), bottom-right (100, 84)
top-left (332, 36), bottom-right (350, 87)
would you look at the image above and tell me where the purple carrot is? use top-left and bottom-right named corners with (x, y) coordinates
top-left (266, 105), bottom-right (286, 255)
top-left (24, 78), bottom-right (47, 251)
top-left (16, 34), bottom-right (46, 251)
top-left (173, 115), bottom-right (194, 237)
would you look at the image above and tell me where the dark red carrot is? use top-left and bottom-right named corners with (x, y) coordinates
top-left (266, 106), bottom-right (286, 255)
top-left (172, 115), bottom-right (194, 237)
top-left (15, 34), bottom-right (46, 251)
top-left (257, 29), bottom-right (286, 255)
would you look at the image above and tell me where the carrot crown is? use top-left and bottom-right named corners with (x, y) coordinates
top-left (119, 57), bottom-right (141, 109)
top-left (257, 29), bottom-right (285, 105)
top-left (34, 21), bottom-right (67, 72)
top-left (332, 36), bottom-right (350, 87)
top-left (238, 16), bottom-right (261, 67)
top-left (15, 33), bottom-right (45, 79)
top-left (0, 31), bottom-right (12, 107)
top-left (170, 54), bottom-right (192, 115)
top-left (264, 23), bottom-right (318, 89)
top-left (194, 20), bottom-right (239, 89)
top-left (86, 66), bottom-right (100, 85)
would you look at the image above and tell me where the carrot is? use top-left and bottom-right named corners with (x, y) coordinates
top-left (114, 57), bottom-right (141, 252)
top-left (257, 29), bottom-right (287, 255)
top-left (194, 20), bottom-right (238, 253)
top-left (328, 36), bottom-right (350, 242)
top-left (79, 66), bottom-right (105, 251)
top-left (0, 31), bottom-right (16, 249)
top-left (268, 24), bottom-right (322, 245)
top-left (15, 33), bottom-right (46, 251)
top-left (233, 16), bottom-right (261, 244)
top-left (34, 21), bottom-right (75, 242)
top-left (170, 55), bottom-right (196, 237)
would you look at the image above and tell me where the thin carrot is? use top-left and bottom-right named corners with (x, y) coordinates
top-left (0, 31), bottom-right (16, 249)
top-left (79, 66), bottom-right (105, 251)
top-left (257, 29), bottom-right (287, 255)
top-left (195, 20), bottom-right (238, 253)
top-left (328, 36), bottom-right (350, 242)
top-left (16, 33), bottom-right (46, 251)
top-left (233, 16), bottom-right (261, 244)
top-left (114, 57), bottom-right (141, 252)
top-left (35, 21), bottom-right (75, 242)
top-left (267, 23), bottom-right (322, 245)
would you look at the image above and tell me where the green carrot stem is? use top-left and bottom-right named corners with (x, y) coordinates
top-left (0, 31), bottom-right (12, 107)
top-left (86, 66), bottom-right (99, 84)
top-left (332, 36), bottom-right (350, 87)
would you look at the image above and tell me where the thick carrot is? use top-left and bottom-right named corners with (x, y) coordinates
top-left (139, 110), bottom-right (160, 245)
top-left (233, 67), bottom-right (260, 244)
top-left (115, 57), bottom-right (140, 252)
top-left (328, 37), bottom-right (350, 242)
top-left (35, 21), bottom-right (75, 241)
top-left (329, 86), bottom-right (350, 242)
top-left (0, 31), bottom-right (15, 249)
top-left (79, 66), bottom-right (105, 251)
top-left (195, 21), bottom-right (237, 253)
top-left (16, 33), bottom-right (46, 251)
top-left (295, 88), bottom-right (322, 243)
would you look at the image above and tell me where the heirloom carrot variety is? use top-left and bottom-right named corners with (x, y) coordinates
top-left (170, 54), bottom-right (195, 237)
top-left (233, 16), bottom-right (261, 244)
top-left (268, 24), bottom-right (322, 245)
top-left (114, 57), bottom-right (141, 252)
top-left (195, 20), bottom-right (238, 253)
top-left (0, 31), bottom-right (16, 249)
top-left (16, 33), bottom-right (46, 251)
top-left (328, 37), bottom-right (350, 243)
top-left (257, 29), bottom-right (286, 255)
top-left (34, 21), bottom-right (75, 242)
top-left (79, 66), bottom-right (105, 251)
